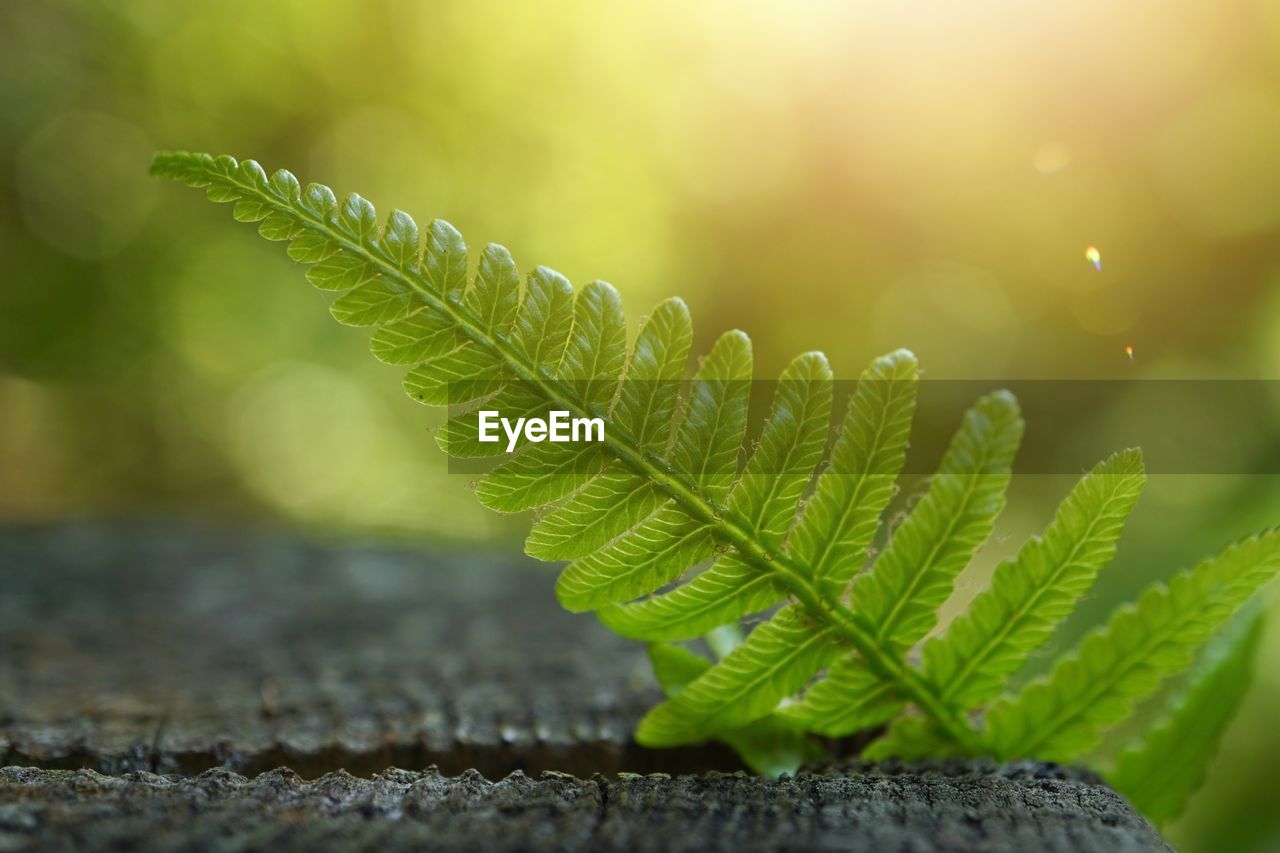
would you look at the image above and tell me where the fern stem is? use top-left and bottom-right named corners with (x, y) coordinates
top-left (209, 164), bottom-right (984, 754)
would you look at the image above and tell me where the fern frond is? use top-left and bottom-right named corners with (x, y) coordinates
top-left (153, 151), bottom-right (986, 752)
top-left (1108, 605), bottom-right (1267, 824)
top-left (156, 152), bottom-right (1276, 812)
top-left (984, 529), bottom-right (1280, 762)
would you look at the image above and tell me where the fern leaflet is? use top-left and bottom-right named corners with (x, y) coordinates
top-left (984, 529), bottom-right (1280, 761)
top-left (1108, 605), bottom-right (1267, 824)
top-left (648, 642), bottom-right (822, 776)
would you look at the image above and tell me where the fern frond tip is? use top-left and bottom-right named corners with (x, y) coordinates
top-left (878, 347), bottom-right (918, 368)
top-left (1106, 447), bottom-right (1146, 474)
top-left (150, 150), bottom-right (215, 182)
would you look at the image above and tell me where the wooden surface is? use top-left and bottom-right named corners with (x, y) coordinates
top-left (0, 521), bottom-right (738, 778)
top-left (0, 522), bottom-right (1169, 851)
top-left (0, 763), bottom-right (1168, 852)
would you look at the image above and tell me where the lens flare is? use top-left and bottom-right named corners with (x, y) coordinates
top-left (1085, 245), bottom-right (1102, 271)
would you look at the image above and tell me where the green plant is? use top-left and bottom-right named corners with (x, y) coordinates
top-left (1108, 602), bottom-right (1266, 823)
top-left (153, 151), bottom-right (1277, 821)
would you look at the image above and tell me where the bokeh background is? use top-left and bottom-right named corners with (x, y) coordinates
top-left (3, 1), bottom-right (1280, 847)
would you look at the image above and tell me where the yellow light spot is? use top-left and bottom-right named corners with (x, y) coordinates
top-left (1125, 345), bottom-right (1135, 360)
top-left (1085, 245), bottom-right (1102, 271)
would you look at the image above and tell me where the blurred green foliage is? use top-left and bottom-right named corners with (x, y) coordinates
top-left (2, 1), bottom-right (1280, 848)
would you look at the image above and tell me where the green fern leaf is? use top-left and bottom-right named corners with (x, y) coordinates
top-left (1108, 605), bottom-right (1267, 824)
top-left (788, 348), bottom-right (918, 600)
top-left (724, 351), bottom-right (833, 544)
top-left (510, 266), bottom-right (575, 369)
top-left (597, 349), bottom-right (832, 641)
top-left (552, 330), bottom-right (750, 611)
top-left (669, 330), bottom-right (754, 500)
top-left (828, 447), bottom-right (1239, 767)
top-left (922, 448), bottom-right (1146, 709)
top-left (597, 555), bottom-right (784, 641)
top-left (853, 390), bottom-right (1023, 652)
top-left (155, 152), bottom-right (1277, 814)
top-left (783, 391), bottom-right (1022, 736)
top-left (648, 643), bottom-right (822, 776)
top-left (612, 297), bottom-right (693, 450)
top-left (778, 654), bottom-right (905, 737)
top-left (525, 470), bottom-right (663, 561)
top-left (473, 443), bottom-right (608, 513)
top-left (637, 605), bottom-right (844, 746)
top-left (985, 529), bottom-right (1280, 762)
top-left (555, 503), bottom-right (716, 612)
top-left (557, 280), bottom-right (628, 409)
top-left (465, 243), bottom-right (521, 334)
top-left (861, 716), bottom-right (951, 761)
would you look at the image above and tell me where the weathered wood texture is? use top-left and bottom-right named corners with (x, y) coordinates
top-left (0, 763), bottom-right (1168, 852)
top-left (0, 521), bottom-right (734, 778)
top-left (0, 522), bottom-right (1169, 850)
